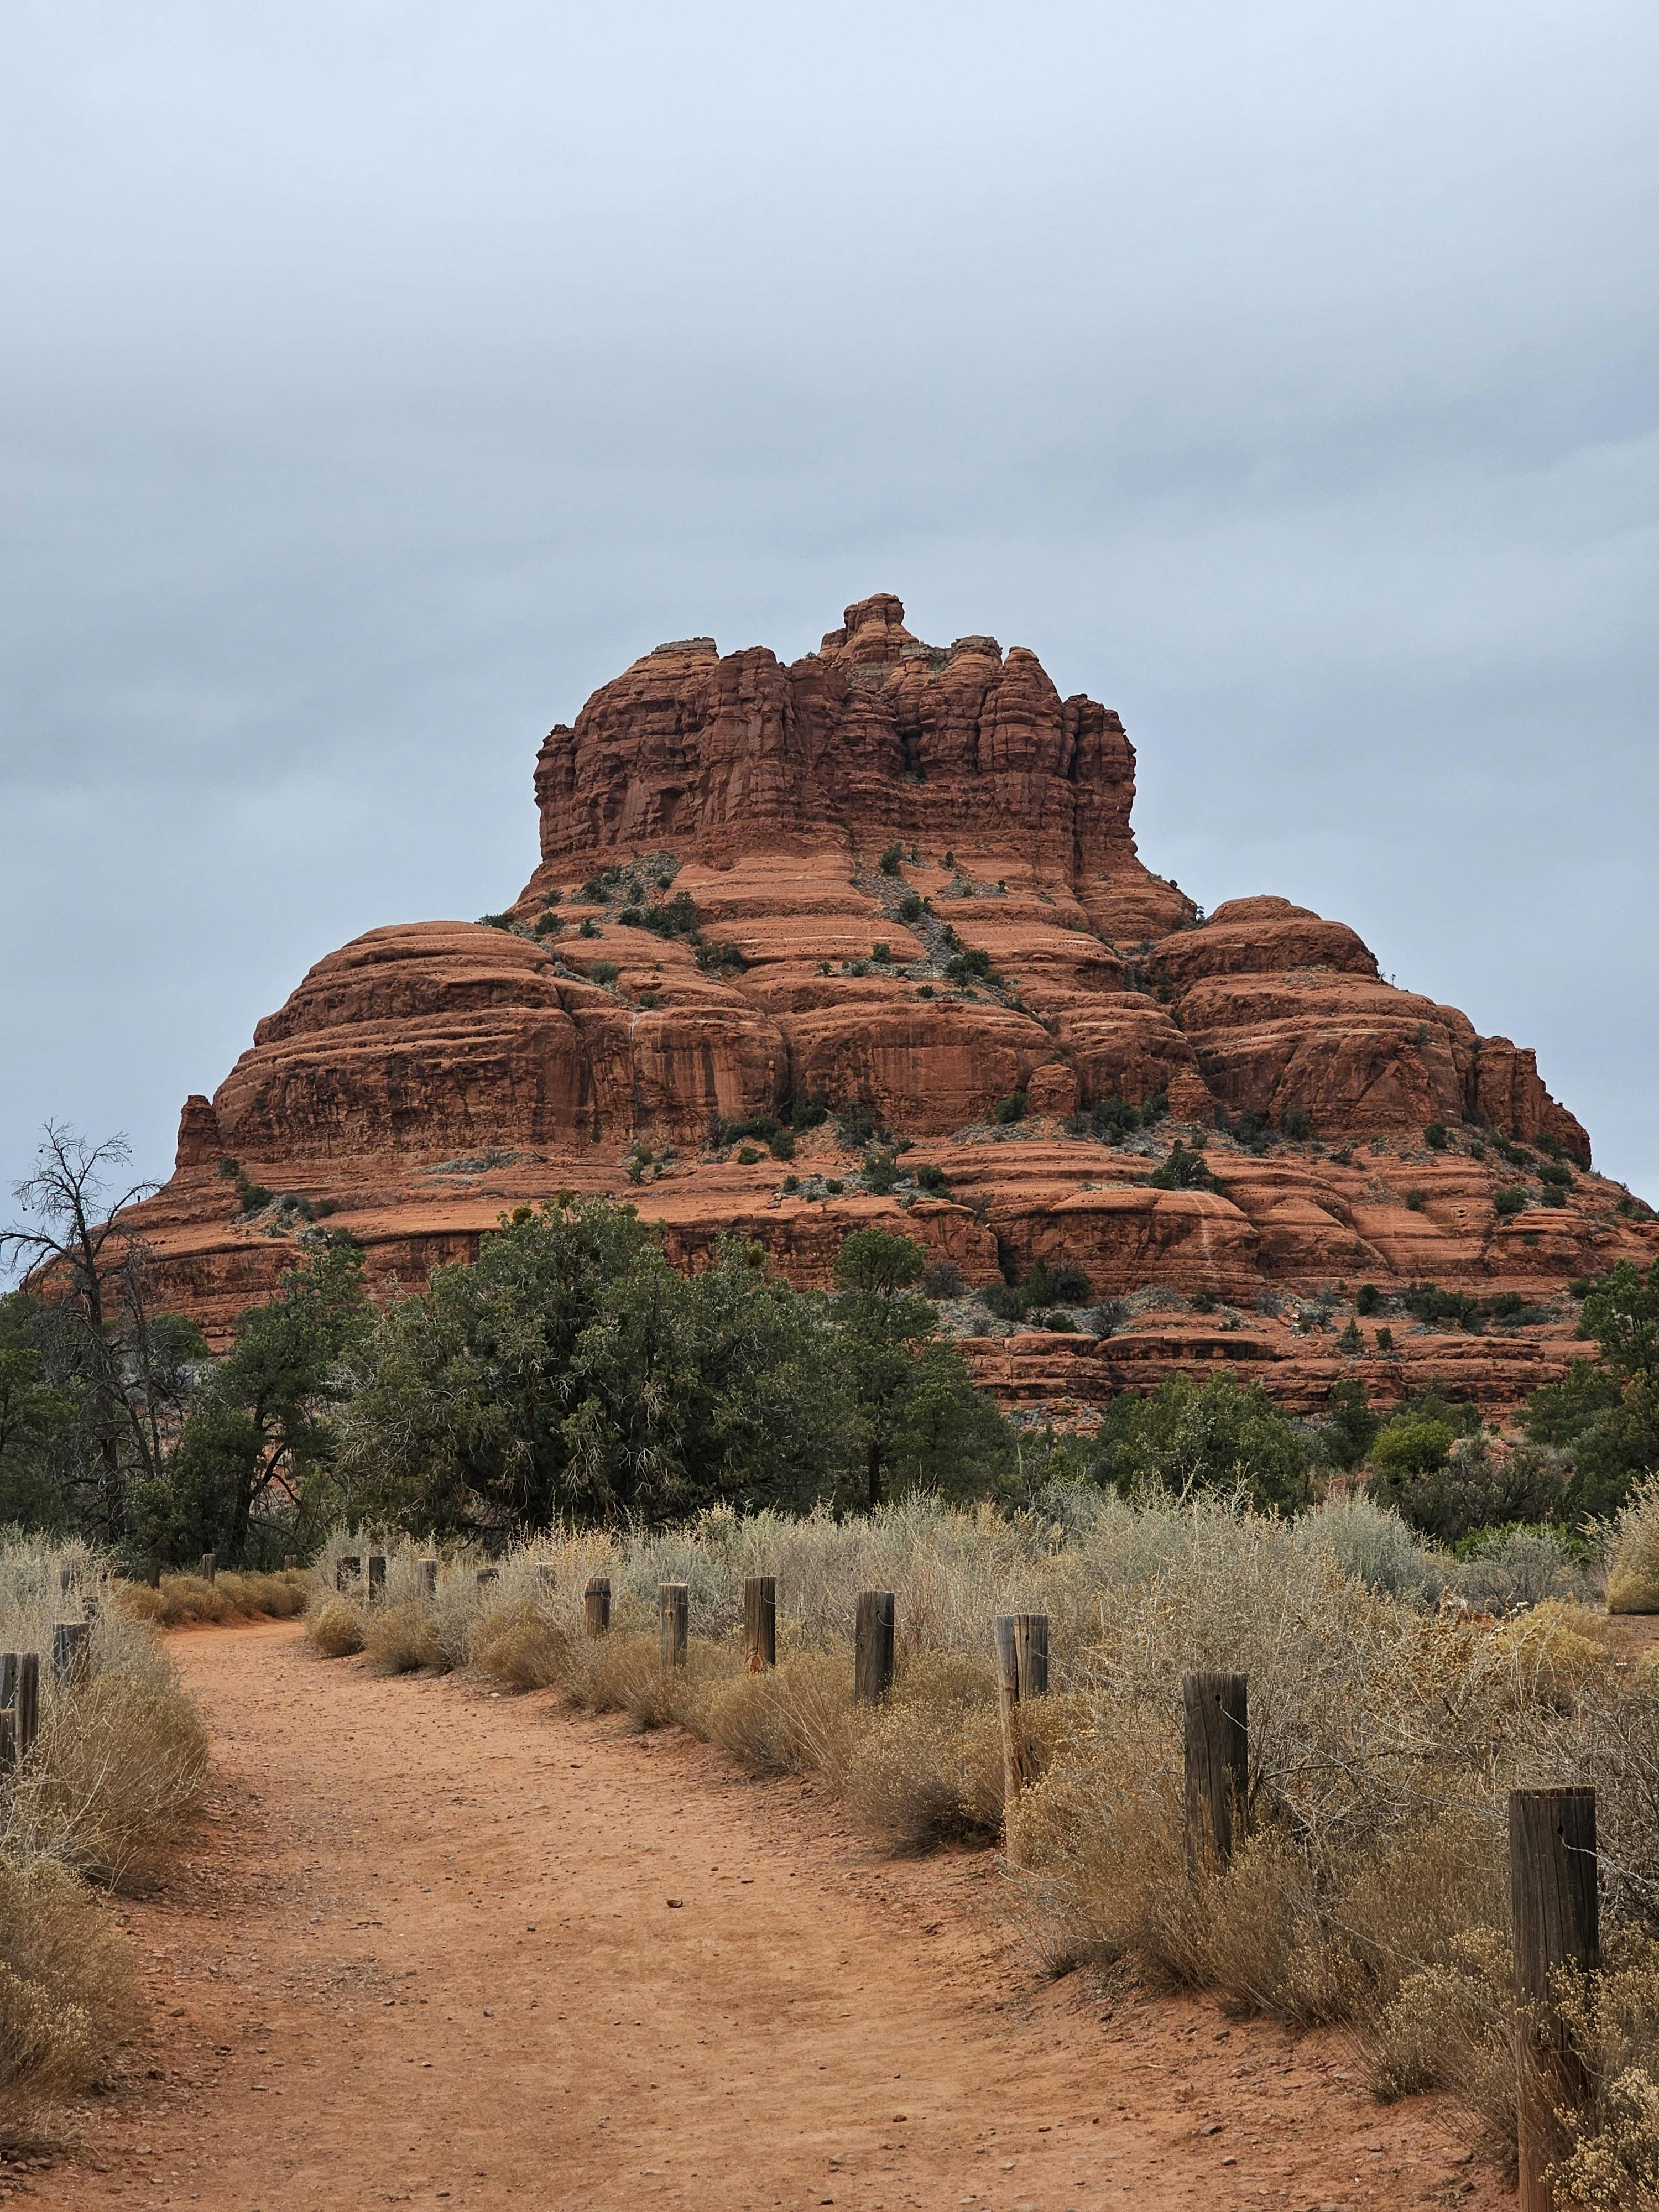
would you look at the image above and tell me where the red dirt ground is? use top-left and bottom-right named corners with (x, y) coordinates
top-left (40, 1623), bottom-right (1506, 2211)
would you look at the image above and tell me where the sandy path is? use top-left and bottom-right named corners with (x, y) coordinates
top-left (43, 1623), bottom-right (1502, 2212)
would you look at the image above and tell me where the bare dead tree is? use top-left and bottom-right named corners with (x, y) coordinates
top-left (1, 1123), bottom-right (162, 1532)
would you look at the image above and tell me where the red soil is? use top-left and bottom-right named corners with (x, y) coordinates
top-left (47, 1623), bottom-right (1504, 2211)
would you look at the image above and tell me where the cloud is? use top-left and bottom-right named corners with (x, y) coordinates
top-left (2, 0), bottom-right (1655, 1204)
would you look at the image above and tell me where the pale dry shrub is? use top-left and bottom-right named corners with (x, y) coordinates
top-left (1455, 1524), bottom-right (1590, 1612)
top-left (0, 1856), bottom-right (136, 2141)
top-left (1543, 1932), bottom-right (1659, 2208)
top-left (698, 1649), bottom-right (869, 1780)
top-left (307, 1598), bottom-right (366, 1657)
top-left (117, 1574), bottom-right (230, 1626)
top-left (1489, 1601), bottom-right (1613, 1706)
top-left (842, 1650), bottom-right (1005, 1850)
top-left (3, 1674), bottom-right (209, 1890)
top-left (363, 1600), bottom-right (447, 1675)
top-left (469, 1603), bottom-right (570, 1691)
top-left (215, 1569), bottom-right (308, 1619)
top-left (0, 1534), bottom-right (205, 2133)
top-left (118, 1568), bottom-right (309, 1627)
top-left (557, 1630), bottom-right (691, 1729)
top-left (1608, 1478), bottom-right (1659, 1615)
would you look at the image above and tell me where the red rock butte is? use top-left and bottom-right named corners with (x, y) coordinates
top-left (131, 593), bottom-right (1653, 1415)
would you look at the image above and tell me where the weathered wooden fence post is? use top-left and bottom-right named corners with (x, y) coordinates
top-left (367, 1554), bottom-right (387, 1603)
top-left (59, 1564), bottom-right (74, 1597)
top-left (199, 1552), bottom-right (216, 1584)
top-left (284, 1554), bottom-right (299, 1573)
top-left (993, 1613), bottom-right (1051, 1838)
top-left (0, 1705), bottom-right (14, 1779)
top-left (1511, 1786), bottom-right (1600, 2212)
top-left (54, 1622), bottom-right (91, 1688)
top-left (537, 1566), bottom-right (557, 1610)
top-left (16, 1654), bottom-right (38, 1759)
top-left (476, 1567), bottom-right (499, 1597)
top-left (854, 1590), bottom-right (896, 1704)
top-left (744, 1577), bottom-right (777, 1672)
top-left (147, 1558), bottom-right (163, 1589)
top-left (1182, 1671), bottom-right (1248, 1871)
top-left (658, 1583), bottom-right (689, 1671)
top-left (418, 1559), bottom-right (439, 1601)
top-left (583, 1577), bottom-right (611, 1636)
top-left (336, 1554), bottom-right (361, 1593)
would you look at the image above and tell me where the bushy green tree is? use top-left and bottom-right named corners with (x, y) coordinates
top-left (1369, 1434), bottom-right (1571, 1545)
top-left (133, 1237), bottom-right (368, 1562)
top-left (1088, 1373), bottom-right (1308, 1512)
top-left (1580, 1259), bottom-right (1659, 1379)
top-left (1518, 1260), bottom-right (1659, 1520)
top-left (1320, 1376), bottom-right (1380, 1470)
top-left (335, 1196), bottom-right (651, 1534)
top-left (563, 1240), bottom-right (855, 1520)
top-left (832, 1229), bottom-right (1010, 1507)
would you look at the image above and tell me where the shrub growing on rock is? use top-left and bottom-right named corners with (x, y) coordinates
top-left (1149, 1140), bottom-right (1214, 1192)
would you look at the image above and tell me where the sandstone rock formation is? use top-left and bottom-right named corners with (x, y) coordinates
top-left (128, 594), bottom-right (1653, 1417)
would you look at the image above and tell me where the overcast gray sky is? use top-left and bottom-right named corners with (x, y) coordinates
top-left (3, 1), bottom-right (1655, 1217)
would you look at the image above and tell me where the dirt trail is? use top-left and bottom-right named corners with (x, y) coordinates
top-left (47, 1624), bottom-right (1503, 2212)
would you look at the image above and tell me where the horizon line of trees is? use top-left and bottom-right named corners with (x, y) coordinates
top-left (2, 1124), bottom-right (1655, 1566)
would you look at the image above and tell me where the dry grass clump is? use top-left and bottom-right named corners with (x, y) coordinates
top-left (1488, 1600), bottom-right (1612, 1705)
top-left (361, 1601), bottom-right (446, 1675)
top-left (0, 1856), bottom-right (137, 2144)
top-left (215, 1569), bottom-right (308, 1619)
top-left (307, 1598), bottom-right (366, 1658)
top-left (698, 1650), bottom-right (868, 1781)
top-left (119, 1567), bottom-right (309, 1629)
top-left (1607, 1477), bottom-right (1659, 1614)
top-left (0, 1534), bottom-right (206, 2135)
top-left (841, 1650), bottom-right (1077, 1853)
top-left (3, 1676), bottom-right (209, 1890)
top-left (469, 1603), bottom-right (569, 1691)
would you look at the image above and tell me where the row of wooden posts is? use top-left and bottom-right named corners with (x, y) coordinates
top-left (325, 1558), bottom-right (1590, 2209)
top-left (0, 1623), bottom-right (91, 1774)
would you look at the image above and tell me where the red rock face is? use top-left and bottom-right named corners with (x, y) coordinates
top-left (128, 593), bottom-right (1650, 1413)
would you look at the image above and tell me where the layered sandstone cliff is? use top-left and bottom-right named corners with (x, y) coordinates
top-left (129, 594), bottom-right (1653, 1415)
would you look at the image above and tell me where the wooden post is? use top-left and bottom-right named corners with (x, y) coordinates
top-left (0, 1657), bottom-right (15, 1742)
top-left (336, 1554), bottom-right (361, 1593)
top-left (367, 1554), bottom-right (387, 1603)
top-left (1182, 1671), bottom-right (1248, 1871)
top-left (16, 1655), bottom-right (38, 1758)
top-left (284, 1554), bottom-right (299, 1573)
top-left (147, 1558), bottom-right (163, 1588)
top-left (418, 1558), bottom-right (439, 1601)
top-left (0, 1707), bottom-right (13, 1780)
top-left (54, 1621), bottom-right (91, 1688)
top-left (744, 1577), bottom-right (777, 1671)
top-left (1013, 1612), bottom-right (1049, 1697)
top-left (476, 1567), bottom-right (499, 1595)
top-left (993, 1612), bottom-right (1051, 1832)
top-left (199, 1552), bottom-right (216, 1584)
top-left (59, 1564), bottom-right (74, 1596)
top-left (658, 1582), bottom-right (689, 1670)
top-left (537, 1565), bottom-right (557, 1610)
top-left (1511, 1787), bottom-right (1600, 2212)
top-left (583, 1577), bottom-right (611, 1636)
top-left (854, 1590), bottom-right (896, 1704)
